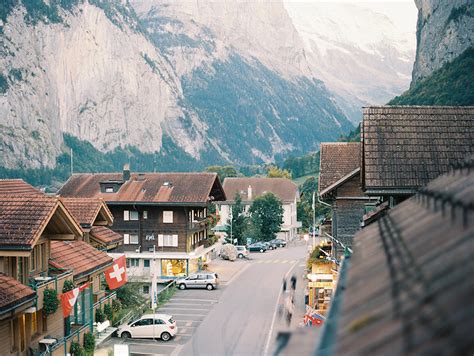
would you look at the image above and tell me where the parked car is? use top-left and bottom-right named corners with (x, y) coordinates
top-left (271, 239), bottom-right (287, 247)
top-left (263, 241), bottom-right (278, 250)
top-left (117, 314), bottom-right (177, 341)
top-left (236, 245), bottom-right (249, 258)
top-left (248, 242), bottom-right (267, 253)
top-left (176, 272), bottom-right (219, 290)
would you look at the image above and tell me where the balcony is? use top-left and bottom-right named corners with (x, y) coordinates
top-left (31, 270), bottom-right (73, 310)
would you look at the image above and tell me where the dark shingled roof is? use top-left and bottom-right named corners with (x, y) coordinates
top-left (0, 179), bottom-right (43, 195)
top-left (61, 197), bottom-right (113, 226)
top-left (222, 178), bottom-right (298, 202)
top-left (58, 173), bottom-right (226, 204)
top-left (362, 106), bottom-right (474, 193)
top-left (90, 226), bottom-right (123, 246)
top-left (0, 273), bottom-right (35, 314)
top-left (334, 159), bottom-right (474, 355)
top-left (50, 240), bottom-right (113, 278)
top-left (318, 142), bottom-right (361, 194)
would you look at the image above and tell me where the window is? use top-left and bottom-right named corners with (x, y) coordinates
top-left (124, 234), bottom-right (138, 244)
top-left (144, 260), bottom-right (150, 268)
top-left (130, 211), bottom-right (139, 220)
top-left (143, 211), bottom-right (148, 219)
top-left (163, 211), bottom-right (173, 223)
top-left (123, 210), bottom-right (130, 221)
top-left (143, 285), bottom-right (149, 294)
top-left (134, 318), bottom-right (153, 326)
top-left (127, 258), bottom-right (139, 268)
top-left (154, 319), bottom-right (165, 325)
top-left (158, 234), bottom-right (178, 247)
top-left (161, 259), bottom-right (187, 277)
top-left (105, 187), bottom-right (114, 193)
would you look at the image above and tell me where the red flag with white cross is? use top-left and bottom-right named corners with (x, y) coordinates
top-left (61, 283), bottom-right (89, 318)
top-left (105, 255), bottom-right (127, 290)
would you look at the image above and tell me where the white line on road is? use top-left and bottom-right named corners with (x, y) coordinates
top-left (263, 259), bottom-right (300, 356)
top-left (170, 298), bottom-right (217, 302)
top-left (159, 307), bottom-right (210, 311)
top-left (185, 321), bottom-right (192, 327)
top-left (126, 342), bottom-right (176, 348)
top-left (168, 313), bottom-right (207, 316)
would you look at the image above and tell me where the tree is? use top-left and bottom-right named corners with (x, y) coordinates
top-left (205, 165), bottom-right (240, 182)
top-left (298, 177), bottom-right (331, 230)
top-left (249, 193), bottom-right (283, 242)
top-left (267, 165), bottom-right (292, 179)
top-left (225, 193), bottom-right (248, 245)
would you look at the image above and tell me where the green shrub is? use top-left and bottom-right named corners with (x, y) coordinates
top-left (70, 341), bottom-right (85, 356)
top-left (62, 279), bottom-right (75, 293)
top-left (103, 303), bottom-right (113, 321)
top-left (112, 298), bottom-right (122, 313)
top-left (95, 308), bottom-right (106, 323)
top-left (43, 289), bottom-right (59, 316)
top-left (83, 332), bottom-right (95, 355)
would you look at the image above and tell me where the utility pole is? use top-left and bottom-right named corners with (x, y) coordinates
top-left (230, 207), bottom-right (233, 244)
top-left (70, 148), bottom-right (74, 176)
top-left (312, 191), bottom-right (316, 250)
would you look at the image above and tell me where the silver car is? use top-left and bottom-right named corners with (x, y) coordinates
top-left (176, 273), bottom-right (219, 290)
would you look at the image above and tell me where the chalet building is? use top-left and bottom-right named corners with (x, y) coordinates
top-left (318, 142), bottom-right (376, 257)
top-left (216, 177), bottom-right (301, 241)
top-left (58, 169), bottom-right (226, 287)
top-left (61, 197), bottom-right (122, 251)
top-left (0, 180), bottom-right (119, 355)
top-left (0, 193), bottom-right (82, 355)
top-left (316, 157), bottom-right (474, 355)
top-left (361, 106), bottom-right (474, 206)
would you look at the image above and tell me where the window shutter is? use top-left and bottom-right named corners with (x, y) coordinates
top-left (158, 234), bottom-right (164, 246)
top-left (124, 210), bottom-right (130, 221)
top-left (124, 234), bottom-right (130, 244)
top-left (173, 235), bottom-right (178, 247)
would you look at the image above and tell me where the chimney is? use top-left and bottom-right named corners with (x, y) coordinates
top-left (123, 164), bottom-right (131, 181)
top-left (248, 185), bottom-right (252, 200)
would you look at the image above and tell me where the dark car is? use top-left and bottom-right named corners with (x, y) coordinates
top-left (248, 242), bottom-right (267, 253)
top-left (263, 241), bottom-right (278, 250)
top-left (271, 239), bottom-right (287, 247)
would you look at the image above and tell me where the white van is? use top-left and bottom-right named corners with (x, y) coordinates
top-left (117, 314), bottom-right (177, 341)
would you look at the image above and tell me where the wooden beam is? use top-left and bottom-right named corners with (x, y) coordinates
top-left (42, 234), bottom-right (75, 240)
top-left (0, 250), bottom-right (30, 257)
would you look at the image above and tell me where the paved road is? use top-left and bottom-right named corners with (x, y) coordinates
top-left (100, 242), bottom-right (308, 356)
top-left (178, 242), bottom-right (307, 356)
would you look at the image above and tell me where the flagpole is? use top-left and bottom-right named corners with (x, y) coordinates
top-left (151, 245), bottom-right (157, 340)
top-left (312, 192), bottom-right (316, 250)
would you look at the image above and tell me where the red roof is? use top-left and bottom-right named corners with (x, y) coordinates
top-left (0, 273), bottom-right (35, 313)
top-left (0, 179), bottom-right (43, 195)
top-left (90, 226), bottom-right (123, 246)
top-left (0, 195), bottom-right (82, 249)
top-left (58, 173), bottom-right (226, 204)
top-left (50, 240), bottom-right (112, 278)
top-left (61, 197), bottom-right (113, 226)
top-left (223, 178), bottom-right (298, 202)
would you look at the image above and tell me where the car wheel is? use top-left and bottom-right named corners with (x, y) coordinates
top-left (238, 253), bottom-right (243, 258)
top-left (179, 283), bottom-right (186, 290)
top-left (206, 284), bottom-right (214, 290)
top-left (260, 249), bottom-right (264, 253)
top-left (161, 332), bottom-right (171, 341)
top-left (121, 332), bottom-right (131, 340)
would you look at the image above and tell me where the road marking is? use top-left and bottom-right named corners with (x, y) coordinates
top-left (221, 263), bottom-right (251, 286)
top-left (126, 342), bottom-right (176, 348)
top-left (185, 321), bottom-right (192, 327)
top-left (170, 298), bottom-right (217, 303)
top-left (168, 313), bottom-right (207, 316)
top-left (263, 259), bottom-right (300, 356)
top-left (281, 259), bottom-right (288, 263)
top-left (159, 307), bottom-right (210, 311)
top-left (170, 344), bottom-right (184, 356)
top-left (272, 259), bottom-right (280, 263)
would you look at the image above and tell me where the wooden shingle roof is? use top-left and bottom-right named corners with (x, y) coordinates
top-left (362, 106), bottom-right (474, 193)
top-left (222, 178), bottom-right (298, 202)
top-left (50, 240), bottom-right (113, 279)
top-left (0, 273), bottom-right (35, 314)
top-left (58, 173), bottom-right (226, 204)
top-left (318, 142), bottom-right (361, 195)
top-left (0, 195), bottom-right (82, 249)
top-left (334, 159), bottom-right (474, 355)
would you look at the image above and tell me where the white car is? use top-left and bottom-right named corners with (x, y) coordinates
top-left (117, 314), bottom-right (177, 341)
top-left (236, 245), bottom-right (249, 258)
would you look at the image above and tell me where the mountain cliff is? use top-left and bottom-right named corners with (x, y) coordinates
top-left (0, 0), bottom-right (352, 171)
top-left (412, 0), bottom-right (473, 84)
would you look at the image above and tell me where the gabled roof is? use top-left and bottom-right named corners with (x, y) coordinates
top-left (362, 106), bottom-right (474, 193)
top-left (50, 240), bottom-right (113, 279)
top-left (0, 273), bottom-right (35, 314)
top-left (58, 173), bottom-right (226, 204)
top-left (333, 159), bottom-right (474, 355)
top-left (0, 195), bottom-right (83, 250)
top-left (0, 179), bottom-right (43, 196)
top-left (61, 197), bottom-right (113, 227)
top-left (222, 177), bottom-right (298, 202)
top-left (90, 226), bottom-right (123, 247)
top-left (318, 142), bottom-right (361, 194)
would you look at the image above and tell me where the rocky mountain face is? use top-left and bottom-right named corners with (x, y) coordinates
top-left (284, 1), bottom-right (417, 122)
top-left (0, 0), bottom-right (353, 171)
top-left (412, 0), bottom-right (473, 84)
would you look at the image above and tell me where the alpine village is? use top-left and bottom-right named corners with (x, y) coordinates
top-left (0, 1), bottom-right (473, 356)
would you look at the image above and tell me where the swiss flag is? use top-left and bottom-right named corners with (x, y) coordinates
top-left (61, 283), bottom-right (89, 318)
top-left (105, 255), bottom-right (127, 290)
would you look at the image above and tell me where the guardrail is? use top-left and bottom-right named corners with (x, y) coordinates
top-left (39, 323), bottom-right (90, 356)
